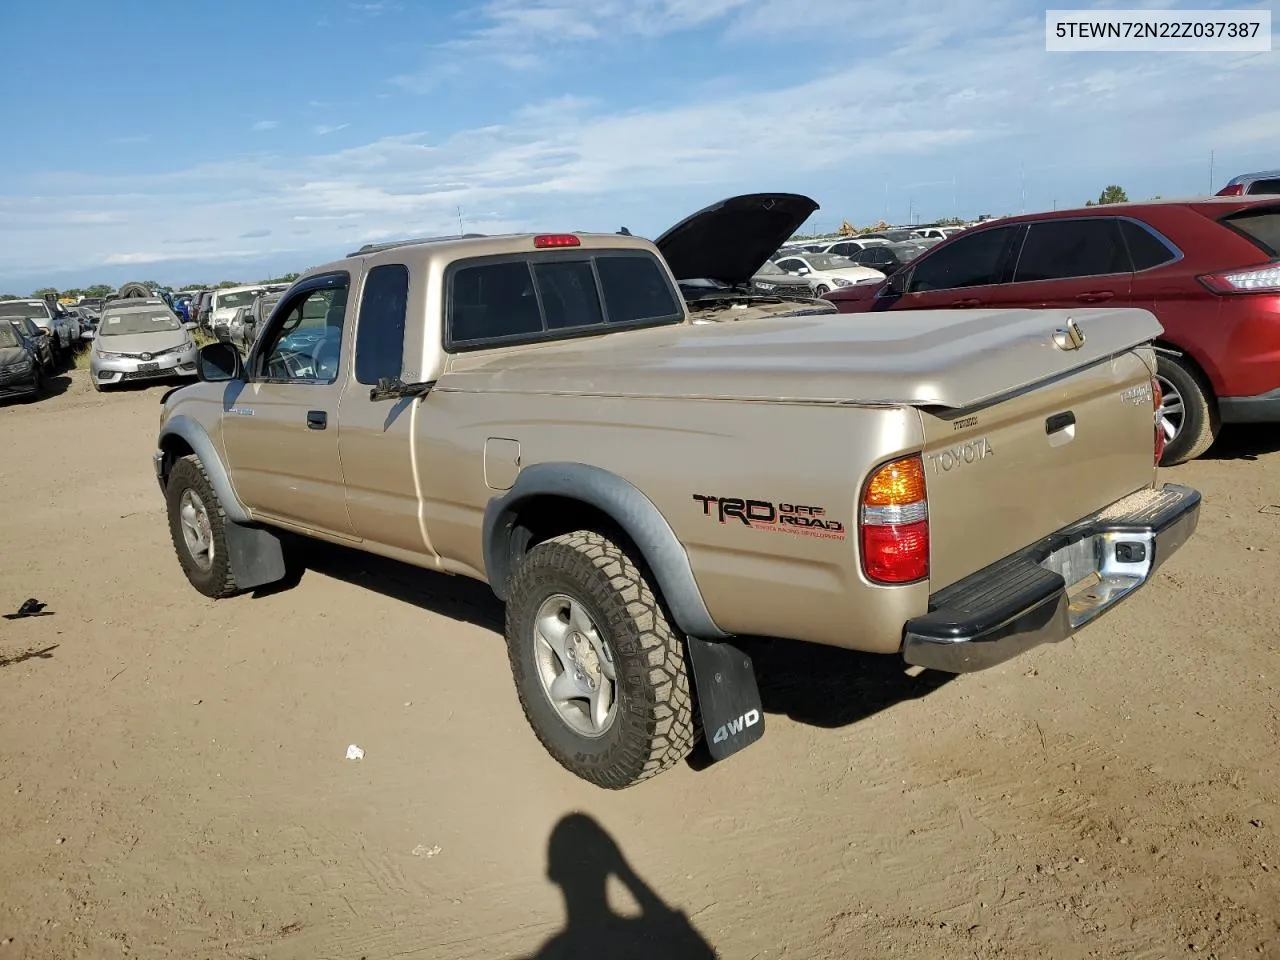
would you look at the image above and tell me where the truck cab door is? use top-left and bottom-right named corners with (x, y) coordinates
top-left (221, 272), bottom-right (359, 539)
top-left (335, 263), bottom-right (439, 559)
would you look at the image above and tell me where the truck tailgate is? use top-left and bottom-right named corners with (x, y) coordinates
top-left (921, 350), bottom-right (1157, 591)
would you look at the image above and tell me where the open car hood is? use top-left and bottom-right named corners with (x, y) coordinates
top-left (655, 193), bottom-right (819, 285)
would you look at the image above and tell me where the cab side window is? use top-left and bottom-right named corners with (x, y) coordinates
top-left (355, 264), bottom-right (410, 385)
top-left (255, 277), bottom-right (351, 383)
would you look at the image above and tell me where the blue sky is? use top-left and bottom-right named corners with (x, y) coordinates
top-left (1, 0), bottom-right (1277, 292)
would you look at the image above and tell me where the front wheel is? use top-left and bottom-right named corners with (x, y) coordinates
top-left (1156, 354), bottom-right (1218, 465)
top-left (165, 455), bottom-right (239, 598)
top-left (814, 284), bottom-right (831, 296)
top-left (504, 531), bottom-right (696, 789)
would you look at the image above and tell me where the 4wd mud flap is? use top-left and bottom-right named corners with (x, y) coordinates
top-left (685, 636), bottom-right (765, 762)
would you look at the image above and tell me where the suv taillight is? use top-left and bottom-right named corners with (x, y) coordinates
top-left (860, 455), bottom-right (929, 584)
top-left (1152, 377), bottom-right (1166, 466)
top-left (1199, 263), bottom-right (1280, 294)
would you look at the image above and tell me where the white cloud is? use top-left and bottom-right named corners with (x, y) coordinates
top-left (252, 120), bottom-right (280, 131)
top-left (314, 123), bottom-right (351, 136)
top-left (4, 0), bottom-right (1280, 287)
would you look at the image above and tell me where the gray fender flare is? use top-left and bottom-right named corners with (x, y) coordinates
top-left (482, 462), bottom-right (729, 640)
top-left (157, 414), bottom-right (251, 524)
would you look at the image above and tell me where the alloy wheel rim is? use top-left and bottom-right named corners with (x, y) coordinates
top-left (179, 489), bottom-right (215, 571)
top-left (532, 594), bottom-right (618, 738)
top-left (1155, 374), bottom-right (1184, 445)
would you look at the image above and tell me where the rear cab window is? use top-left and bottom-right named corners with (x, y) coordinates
top-left (446, 250), bottom-right (683, 351)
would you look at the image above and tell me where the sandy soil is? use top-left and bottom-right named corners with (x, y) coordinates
top-left (1, 366), bottom-right (1278, 960)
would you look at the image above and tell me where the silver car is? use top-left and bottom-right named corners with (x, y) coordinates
top-left (89, 301), bottom-right (198, 391)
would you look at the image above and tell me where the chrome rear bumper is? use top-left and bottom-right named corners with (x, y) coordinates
top-left (902, 483), bottom-right (1200, 673)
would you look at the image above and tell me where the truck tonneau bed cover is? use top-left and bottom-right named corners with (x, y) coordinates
top-left (442, 306), bottom-right (1164, 410)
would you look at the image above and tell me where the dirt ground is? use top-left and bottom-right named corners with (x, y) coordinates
top-left (1, 365), bottom-right (1278, 960)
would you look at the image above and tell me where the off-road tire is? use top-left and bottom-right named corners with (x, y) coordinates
top-left (166, 455), bottom-right (238, 599)
top-left (1158, 354), bottom-right (1218, 466)
top-left (505, 531), bottom-right (696, 789)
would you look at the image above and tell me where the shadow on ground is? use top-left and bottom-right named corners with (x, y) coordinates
top-left (271, 539), bottom-right (954, 734)
top-left (1203, 425), bottom-right (1280, 462)
top-left (741, 636), bottom-right (955, 729)
top-left (264, 537), bottom-right (503, 632)
top-left (0, 645), bottom-right (59, 669)
top-left (515, 812), bottom-right (717, 960)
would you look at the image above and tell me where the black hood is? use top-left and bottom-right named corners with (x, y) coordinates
top-left (655, 193), bottom-right (819, 284)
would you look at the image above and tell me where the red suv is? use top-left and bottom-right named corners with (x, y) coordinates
top-left (824, 198), bottom-right (1280, 465)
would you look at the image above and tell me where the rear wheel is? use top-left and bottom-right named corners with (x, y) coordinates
top-left (1156, 353), bottom-right (1218, 465)
top-left (504, 530), bottom-right (696, 789)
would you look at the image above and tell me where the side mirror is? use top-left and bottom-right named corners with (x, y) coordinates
top-left (81, 329), bottom-right (95, 341)
top-left (882, 271), bottom-right (910, 297)
top-left (796, 267), bottom-right (810, 275)
top-left (183, 321), bottom-right (197, 331)
top-left (196, 342), bottom-right (244, 383)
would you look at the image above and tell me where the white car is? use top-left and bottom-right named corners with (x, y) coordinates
top-left (815, 237), bottom-right (891, 258)
top-left (208, 285), bottom-right (267, 338)
top-left (772, 253), bottom-right (885, 295)
top-left (913, 226), bottom-right (966, 241)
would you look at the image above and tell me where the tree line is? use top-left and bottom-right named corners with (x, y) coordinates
top-left (0, 273), bottom-right (303, 302)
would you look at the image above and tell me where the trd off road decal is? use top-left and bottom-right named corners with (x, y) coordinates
top-left (692, 495), bottom-right (847, 540)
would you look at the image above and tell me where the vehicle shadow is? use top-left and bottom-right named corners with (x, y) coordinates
top-left (271, 539), bottom-right (953, 732)
top-left (40, 374), bottom-right (74, 398)
top-left (263, 536), bottom-right (503, 632)
top-left (514, 812), bottom-right (718, 960)
top-left (739, 636), bottom-right (955, 729)
top-left (1202, 425), bottom-right (1280, 462)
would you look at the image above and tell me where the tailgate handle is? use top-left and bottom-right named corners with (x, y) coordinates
top-left (1045, 411), bottom-right (1076, 434)
top-left (306, 410), bottom-right (327, 430)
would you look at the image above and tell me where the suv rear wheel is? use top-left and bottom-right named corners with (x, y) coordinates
top-left (504, 530), bottom-right (696, 789)
top-left (1156, 354), bottom-right (1218, 465)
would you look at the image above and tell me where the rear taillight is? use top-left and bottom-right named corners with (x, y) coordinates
top-left (1199, 263), bottom-right (1280, 294)
top-left (1152, 377), bottom-right (1166, 466)
top-left (860, 455), bottom-right (929, 584)
top-left (1215, 183), bottom-right (1245, 196)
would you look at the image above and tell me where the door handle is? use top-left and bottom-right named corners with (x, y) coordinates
top-left (1075, 291), bottom-right (1114, 303)
top-left (951, 298), bottom-right (981, 307)
top-left (306, 410), bottom-right (327, 430)
top-left (1045, 411), bottom-right (1076, 434)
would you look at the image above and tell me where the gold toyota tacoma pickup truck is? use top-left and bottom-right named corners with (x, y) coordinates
top-left (154, 200), bottom-right (1200, 789)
